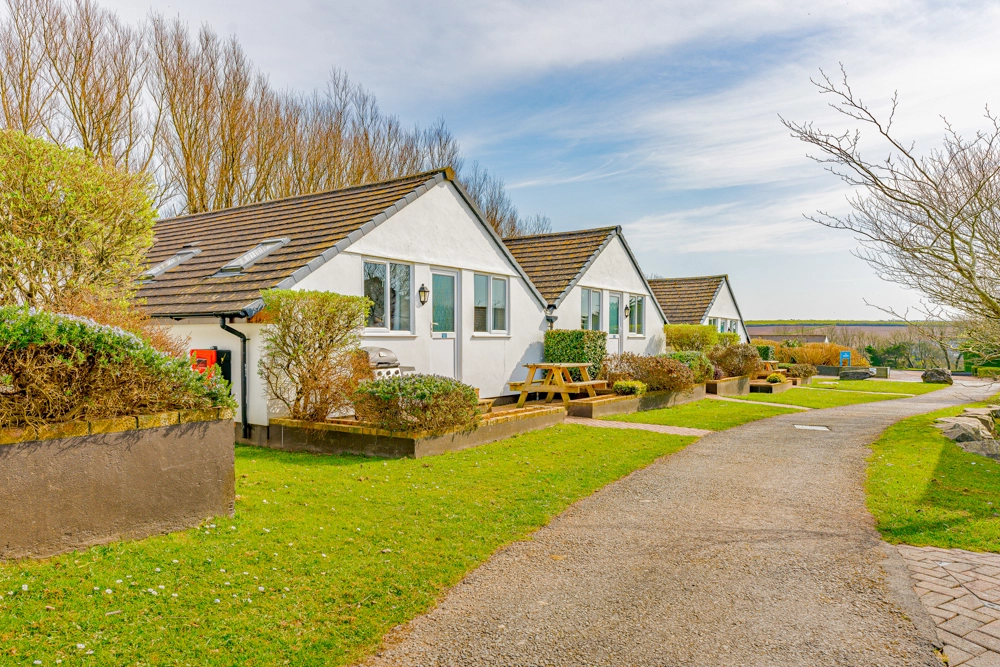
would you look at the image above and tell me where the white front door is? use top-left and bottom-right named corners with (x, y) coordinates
top-left (609, 292), bottom-right (624, 354)
top-left (430, 271), bottom-right (458, 378)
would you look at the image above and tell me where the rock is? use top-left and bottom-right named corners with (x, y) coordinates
top-left (934, 417), bottom-right (994, 442)
top-left (921, 368), bottom-right (953, 384)
top-left (839, 369), bottom-right (873, 381)
top-left (988, 405), bottom-right (1000, 419)
top-left (962, 408), bottom-right (996, 434)
top-left (955, 440), bottom-right (1000, 461)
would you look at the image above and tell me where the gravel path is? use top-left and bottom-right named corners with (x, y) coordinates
top-left (364, 380), bottom-right (994, 667)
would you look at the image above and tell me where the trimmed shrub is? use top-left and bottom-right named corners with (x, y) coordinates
top-left (258, 289), bottom-right (372, 422)
top-left (780, 363), bottom-right (817, 379)
top-left (600, 352), bottom-right (694, 392)
top-left (352, 374), bottom-right (481, 432)
top-left (974, 366), bottom-right (1000, 379)
top-left (708, 343), bottom-right (761, 378)
top-left (754, 344), bottom-right (776, 361)
top-left (775, 342), bottom-right (869, 366)
top-left (663, 324), bottom-right (718, 351)
top-left (667, 351), bottom-right (714, 384)
top-left (0, 307), bottom-right (234, 427)
top-left (544, 329), bottom-right (607, 379)
top-left (613, 380), bottom-right (647, 396)
top-left (712, 364), bottom-right (724, 380)
top-left (766, 373), bottom-right (783, 384)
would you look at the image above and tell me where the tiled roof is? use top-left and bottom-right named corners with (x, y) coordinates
top-left (647, 275), bottom-right (726, 325)
top-left (135, 170), bottom-right (452, 317)
top-left (502, 227), bottom-right (617, 304)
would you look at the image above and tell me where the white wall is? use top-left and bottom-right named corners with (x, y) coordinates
top-left (549, 235), bottom-right (665, 356)
top-left (704, 280), bottom-right (749, 342)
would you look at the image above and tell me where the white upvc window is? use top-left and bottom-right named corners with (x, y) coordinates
top-left (363, 260), bottom-right (412, 331)
top-left (474, 274), bottom-right (508, 333)
top-left (581, 288), bottom-right (601, 330)
top-left (628, 295), bottom-right (645, 335)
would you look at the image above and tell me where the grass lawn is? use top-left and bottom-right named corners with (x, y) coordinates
top-left (604, 398), bottom-right (799, 430)
top-left (868, 398), bottom-right (1000, 551)
top-left (737, 387), bottom-right (901, 409)
top-left (0, 425), bottom-right (692, 666)
top-left (807, 379), bottom-right (945, 395)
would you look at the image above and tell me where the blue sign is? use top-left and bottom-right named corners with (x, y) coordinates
top-left (840, 350), bottom-right (851, 366)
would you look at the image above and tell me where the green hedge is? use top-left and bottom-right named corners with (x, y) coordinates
top-left (352, 374), bottom-right (480, 432)
top-left (756, 344), bottom-right (776, 361)
top-left (667, 351), bottom-right (714, 384)
top-left (612, 380), bottom-right (647, 396)
top-left (663, 324), bottom-right (718, 351)
top-left (544, 329), bottom-right (607, 379)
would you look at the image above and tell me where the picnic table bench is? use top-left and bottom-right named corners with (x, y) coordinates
top-left (509, 362), bottom-right (608, 408)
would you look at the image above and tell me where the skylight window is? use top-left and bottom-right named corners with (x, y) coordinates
top-left (141, 247), bottom-right (201, 280)
top-left (218, 237), bottom-right (289, 274)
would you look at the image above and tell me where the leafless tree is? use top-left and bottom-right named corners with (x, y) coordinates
top-left (0, 0), bottom-right (53, 134)
top-left (785, 66), bottom-right (1000, 361)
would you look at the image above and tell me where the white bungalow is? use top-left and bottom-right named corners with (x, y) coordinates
top-left (647, 275), bottom-right (750, 342)
top-left (135, 169), bottom-right (548, 442)
top-left (504, 227), bottom-right (667, 356)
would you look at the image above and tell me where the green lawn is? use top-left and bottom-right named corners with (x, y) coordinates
top-left (868, 399), bottom-right (1000, 551)
top-left (737, 387), bottom-right (901, 409)
top-left (0, 425), bottom-right (692, 666)
top-left (807, 379), bottom-right (944, 395)
top-left (605, 398), bottom-right (798, 430)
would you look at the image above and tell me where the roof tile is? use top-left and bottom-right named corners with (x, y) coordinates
top-left (648, 276), bottom-right (726, 325)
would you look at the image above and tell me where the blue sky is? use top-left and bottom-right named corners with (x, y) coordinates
top-left (105, 0), bottom-right (1000, 319)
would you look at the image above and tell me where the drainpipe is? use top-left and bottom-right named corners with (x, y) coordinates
top-left (219, 317), bottom-right (250, 440)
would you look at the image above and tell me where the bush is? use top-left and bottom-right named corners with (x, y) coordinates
top-left (0, 307), bottom-right (234, 427)
top-left (352, 374), bottom-right (481, 432)
top-left (663, 324), bottom-right (718, 351)
top-left (718, 332), bottom-right (740, 347)
top-left (600, 353), bottom-right (694, 392)
top-left (258, 289), bottom-right (372, 421)
top-left (766, 373), bottom-right (784, 384)
top-left (613, 380), bottom-right (647, 396)
top-left (707, 343), bottom-right (761, 378)
top-left (754, 343), bottom-right (776, 361)
top-left (974, 366), bottom-right (1000, 378)
top-left (667, 351), bottom-right (714, 384)
top-left (781, 363), bottom-right (817, 379)
top-left (544, 329), bottom-right (607, 379)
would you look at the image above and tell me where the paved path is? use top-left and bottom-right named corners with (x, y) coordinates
top-left (706, 394), bottom-right (811, 410)
top-left (563, 416), bottom-right (711, 437)
top-left (365, 379), bottom-right (994, 666)
top-left (899, 545), bottom-right (1000, 666)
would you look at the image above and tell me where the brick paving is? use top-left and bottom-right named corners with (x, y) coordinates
top-left (562, 416), bottom-right (711, 437)
top-left (898, 545), bottom-right (1000, 666)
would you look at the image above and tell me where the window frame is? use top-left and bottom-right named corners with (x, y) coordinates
top-left (472, 272), bottom-right (509, 334)
top-left (581, 287), bottom-right (601, 331)
top-left (363, 258), bottom-right (413, 333)
top-left (218, 237), bottom-right (289, 275)
top-left (628, 294), bottom-right (645, 335)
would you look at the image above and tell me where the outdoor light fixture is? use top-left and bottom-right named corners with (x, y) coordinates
top-left (623, 303), bottom-right (631, 319)
top-left (544, 304), bottom-right (558, 329)
top-left (418, 283), bottom-right (429, 305)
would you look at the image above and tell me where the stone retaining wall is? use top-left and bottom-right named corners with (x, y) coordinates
top-left (1, 409), bottom-right (235, 560)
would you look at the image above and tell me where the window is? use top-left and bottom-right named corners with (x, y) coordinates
top-left (629, 295), bottom-right (644, 334)
top-left (474, 273), bottom-right (508, 333)
top-left (581, 288), bottom-right (601, 330)
top-left (218, 237), bottom-right (289, 274)
top-left (609, 294), bottom-right (621, 335)
top-left (707, 317), bottom-right (718, 329)
top-left (141, 247), bottom-right (200, 279)
top-left (364, 260), bottom-right (411, 331)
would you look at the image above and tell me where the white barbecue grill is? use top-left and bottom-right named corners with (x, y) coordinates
top-left (361, 346), bottom-right (402, 379)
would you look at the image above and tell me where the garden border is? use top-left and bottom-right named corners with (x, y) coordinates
top-left (566, 384), bottom-right (707, 419)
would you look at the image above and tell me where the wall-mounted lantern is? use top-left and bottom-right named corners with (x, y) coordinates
top-left (623, 302), bottom-right (631, 320)
top-left (418, 283), bottom-right (430, 305)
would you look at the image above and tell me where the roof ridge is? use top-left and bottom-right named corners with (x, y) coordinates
top-left (155, 167), bottom-right (454, 226)
top-left (502, 225), bottom-right (619, 242)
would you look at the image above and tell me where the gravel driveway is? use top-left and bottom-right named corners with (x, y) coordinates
top-left (364, 379), bottom-right (995, 666)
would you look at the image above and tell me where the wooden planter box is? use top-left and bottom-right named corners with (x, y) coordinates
top-left (566, 384), bottom-right (706, 419)
top-left (705, 376), bottom-right (750, 396)
top-left (788, 376), bottom-right (813, 386)
top-left (750, 381), bottom-right (794, 394)
top-left (1, 409), bottom-right (235, 560)
top-left (266, 405), bottom-right (566, 459)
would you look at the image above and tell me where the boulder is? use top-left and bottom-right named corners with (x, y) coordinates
top-left (956, 440), bottom-right (1000, 462)
top-left (922, 368), bottom-right (953, 384)
top-left (988, 405), bottom-right (1000, 419)
top-left (839, 369), bottom-right (873, 381)
top-left (962, 408), bottom-right (996, 434)
top-left (934, 417), bottom-right (994, 442)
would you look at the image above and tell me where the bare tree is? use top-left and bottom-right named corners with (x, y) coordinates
top-left (0, 0), bottom-right (54, 134)
top-left (785, 67), bottom-right (1000, 361)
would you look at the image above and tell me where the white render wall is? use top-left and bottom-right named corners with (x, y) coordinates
top-left (702, 280), bottom-right (749, 342)
top-left (160, 182), bottom-right (547, 427)
top-left (548, 236), bottom-right (665, 356)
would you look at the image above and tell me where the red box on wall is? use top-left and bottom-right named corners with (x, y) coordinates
top-left (190, 347), bottom-right (232, 385)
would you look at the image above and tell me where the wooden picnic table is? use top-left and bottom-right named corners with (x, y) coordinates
top-left (510, 362), bottom-right (607, 408)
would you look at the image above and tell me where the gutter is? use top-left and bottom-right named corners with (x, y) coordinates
top-left (219, 317), bottom-right (250, 440)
